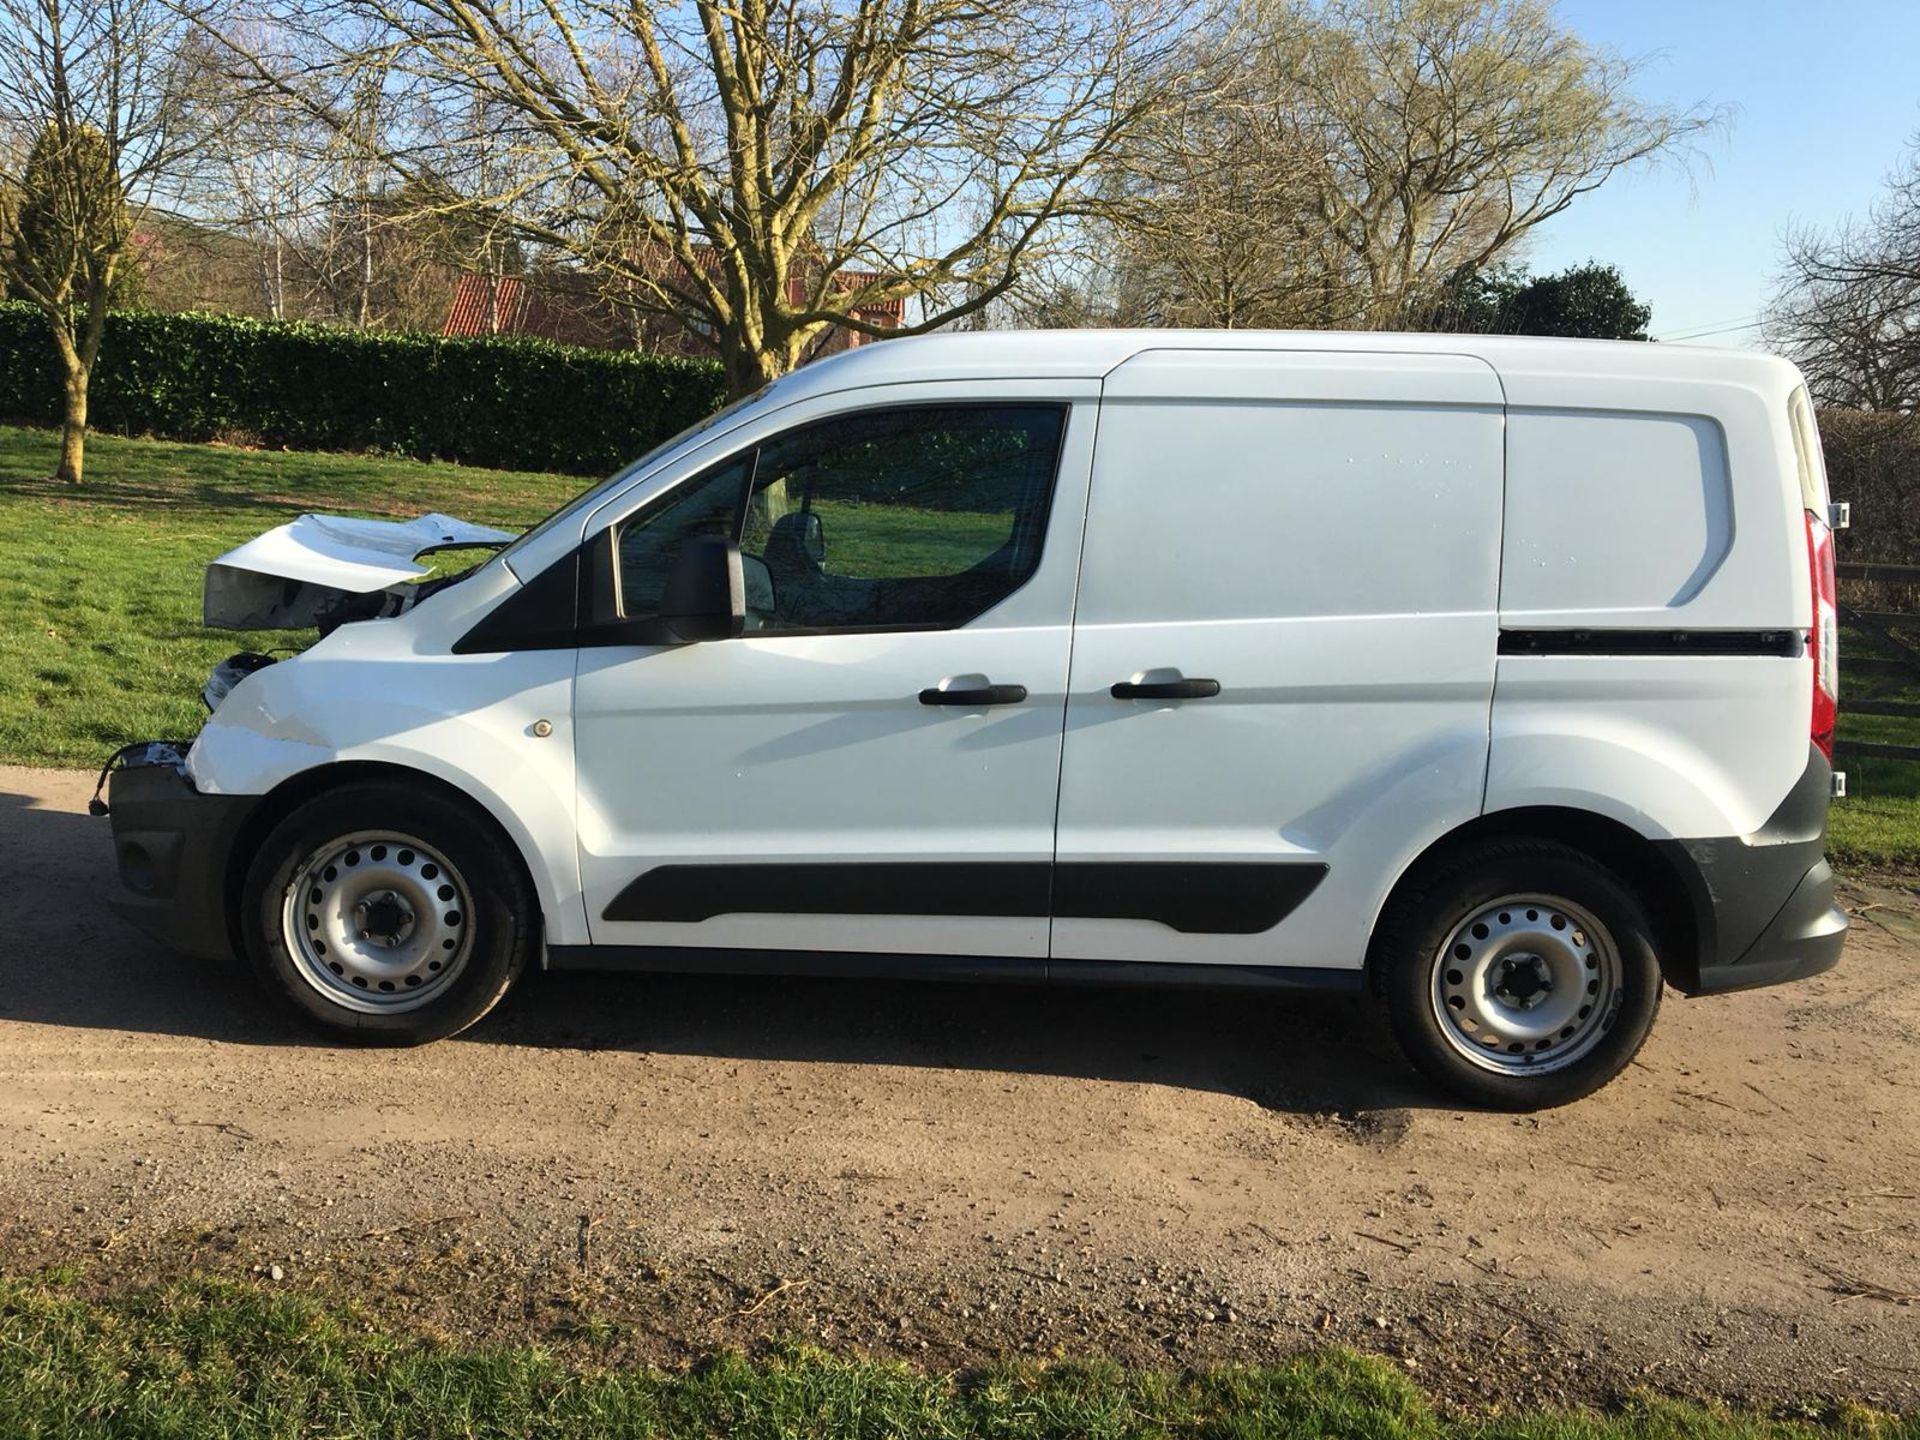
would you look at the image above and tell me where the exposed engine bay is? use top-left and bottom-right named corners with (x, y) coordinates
top-left (186, 511), bottom-right (518, 726)
top-left (202, 511), bottom-right (514, 632)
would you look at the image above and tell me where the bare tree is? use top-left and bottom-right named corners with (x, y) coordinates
top-left (1769, 243), bottom-right (1920, 410)
top-left (0, 0), bottom-right (198, 481)
top-left (1118, 68), bottom-right (1334, 327)
top-left (224, 0), bottom-right (1189, 397)
top-left (1767, 137), bottom-right (1920, 412)
top-left (1117, 0), bottom-right (1710, 330)
top-left (177, 26), bottom-right (325, 318)
top-left (179, 25), bottom-right (524, 330)
top-left (196, 41), bottom-right (400, 326)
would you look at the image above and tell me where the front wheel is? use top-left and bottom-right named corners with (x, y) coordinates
top-left (1369, 839), bottom-right (1664, 1109)
top-left (240, 781), bottom-right (537, 1044)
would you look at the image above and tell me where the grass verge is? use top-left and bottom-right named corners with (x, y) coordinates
top-left (0, 425), bottom-right (581, 768)
top-left (1, 1276), bottom-right (1909, 1440)
top-left (1831, 625), bottom-right (1920, 868)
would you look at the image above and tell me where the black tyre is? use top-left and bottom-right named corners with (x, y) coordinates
top-left (1368, 838), bottom-right (1663, 1109)
top-left (240, 781), bottom-right (536, 1044)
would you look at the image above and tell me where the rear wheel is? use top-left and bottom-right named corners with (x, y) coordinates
top-left (241, 781), bottom-right (536, 1044)
top-left (1369, 839), bottom-right (1663, 1109)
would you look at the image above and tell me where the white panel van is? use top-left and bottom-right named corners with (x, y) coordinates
top-left (99, 332), bottom-right (1849, 1108)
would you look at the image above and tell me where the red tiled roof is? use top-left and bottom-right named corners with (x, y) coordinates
top-left (442, 273), bottom-right (530, 338)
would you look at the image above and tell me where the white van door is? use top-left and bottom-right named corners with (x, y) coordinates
top-left (573, 390), bottom-right (1094, 960)
top-left (1051, 350), bottom-right (1506, 972)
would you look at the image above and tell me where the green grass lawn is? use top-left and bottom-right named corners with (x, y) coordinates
top-left (1830, 624), bottom-right (1920, 867)
top-left (0, 425), bottom-right (583, 768)
top-left (809, 499), bottom-right (1015, 577)
top-left (1, 1276), bottom-right (1907, 1440)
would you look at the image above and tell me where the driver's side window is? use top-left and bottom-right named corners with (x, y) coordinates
top-left (614, 403), bottom-right (1065, 634)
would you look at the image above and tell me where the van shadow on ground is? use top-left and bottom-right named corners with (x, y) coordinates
top-left (0, 786), bottom-right (1436, 1116)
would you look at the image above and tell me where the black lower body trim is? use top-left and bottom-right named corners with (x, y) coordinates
top-left (1693, 859), bottom-right (1847, 995)
top-left (1053, 862), bottom-right (1327, 934)
top-left (604, 860), bottom-right (1328, 935)
top-left (546, 944), bottom-right (1362, 992)
top-left (605, 862), bottom-right (1050, 924)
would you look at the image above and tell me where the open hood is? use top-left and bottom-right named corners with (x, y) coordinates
top-left (203, 512), bottom-right (515, 631)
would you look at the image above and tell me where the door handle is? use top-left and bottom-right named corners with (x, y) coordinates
top-left (1110, 676), bottom-right (1221, 700)
top-left (919, 681), bottom-right (1029, 706)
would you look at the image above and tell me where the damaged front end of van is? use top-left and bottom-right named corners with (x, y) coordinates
top-left (196, 511), bottom-right (515, 712)
top-left (92, 510), bottom-right (516, 956)
top-left (201, 511), bottom-right (515, 635)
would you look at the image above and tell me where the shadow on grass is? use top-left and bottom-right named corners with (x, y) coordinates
top-left (0, 475), bottom-right (392, 519)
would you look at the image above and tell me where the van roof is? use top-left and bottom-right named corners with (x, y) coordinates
top-left (778, 328), bottom-right (1802, 403)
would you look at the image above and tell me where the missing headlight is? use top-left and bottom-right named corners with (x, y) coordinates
top-left (203, 651), bottom-right (278, 713)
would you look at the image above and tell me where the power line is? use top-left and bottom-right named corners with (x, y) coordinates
top-left (1654, 312), bottom-right (1760, 337)
top-left (1654, 315), bottom-right (1767, 343)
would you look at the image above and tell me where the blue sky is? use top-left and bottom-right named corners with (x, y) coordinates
top-left (1525, 0), bottom-right (1920, 345)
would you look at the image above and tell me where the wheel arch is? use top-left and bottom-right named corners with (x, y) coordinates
top-left (222, 761), bottom-right (547, 964)
top-left (1369, 806), bottom-right (1702, 992)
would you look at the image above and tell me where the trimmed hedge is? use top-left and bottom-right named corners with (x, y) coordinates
top-left (0, 302), bottom-right (727, 475)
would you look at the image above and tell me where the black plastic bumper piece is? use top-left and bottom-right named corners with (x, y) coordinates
top-left (1655, 743), bottom-right (1848, 995)
top-left (105, 758), bottom-right (259, 961)
top-left (1694, 857), bottom-right (1848, 994)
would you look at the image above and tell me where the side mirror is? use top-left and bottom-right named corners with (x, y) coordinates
top-left (659, 534), bottom-right (746, 643)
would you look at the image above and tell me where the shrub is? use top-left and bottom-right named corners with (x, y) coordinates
top-left (0, 302), bottom-right (727, 474)
top-left (1818, 408), bottom-right (1920, 614)
top-left (1821, 409), bottom-right (1920, 562)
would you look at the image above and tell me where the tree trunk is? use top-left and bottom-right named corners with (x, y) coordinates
top-left (57, 362), bottom-right (88, 485)
top-left (719, 331), bottom-right (787, 401)
top-left (358, 199), bottom-right (374, 328)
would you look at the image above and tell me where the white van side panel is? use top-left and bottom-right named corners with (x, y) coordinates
top-left (1053, 349), bottom-right (1505, 970)
top-left (1483, 656), bottom-right (1811, 839)
top-left (1487, 369), bottom-right (1814, 840)
top-left (1502, 410), bottom-right (1733, 614)
top-left (1495, 373), bottom-right (1806, 634)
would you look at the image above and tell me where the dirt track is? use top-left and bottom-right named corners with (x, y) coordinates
top-left (2, 765), bottom-right (1916, 1409)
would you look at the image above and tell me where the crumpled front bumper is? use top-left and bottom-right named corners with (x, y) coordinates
top-left (104, 749), bottom-right (260, 961)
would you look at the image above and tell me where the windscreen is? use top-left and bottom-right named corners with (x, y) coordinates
top-left (493, 383), bottom-right (776, 576)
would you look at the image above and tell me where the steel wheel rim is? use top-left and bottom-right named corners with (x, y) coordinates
top-left (281, 831), bottom-right (474, 1014)
top-left (1429, 893), bottom-right (1623, 1076)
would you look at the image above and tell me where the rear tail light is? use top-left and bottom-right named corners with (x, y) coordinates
top-left (1806, 510), bottom-right (1838, 762)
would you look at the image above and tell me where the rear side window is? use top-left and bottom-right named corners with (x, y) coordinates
top-left (616, 404), bottom-right (1065, 633)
